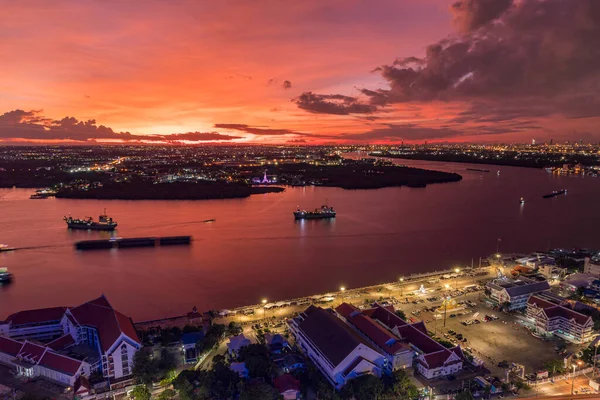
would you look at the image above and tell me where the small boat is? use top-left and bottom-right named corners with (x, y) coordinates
top-left (0, 267), bottom-right (12, 283)
top-left (542, 189), bottom-right (567, 199)
top-left (0, 244), bottom-right (15, 252)
top-left (30, 193), bottom-right (48, 199)
top-left (519, 197), bottom-right (525, 205)
top-left (497, 170), bottom-right (500, 176)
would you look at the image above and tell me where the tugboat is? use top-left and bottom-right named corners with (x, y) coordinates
top-left (0, 244), bottom-right (15, 252)
top-left (542, 189), bottom-right (567, 199)
top-left (64, 209), bottom-right (118, 231)
top-left (0, 267), bottom-right (12, 283)
top-left (294, 202), bottom-right (336, 220)
top-left (520, 197), bottom-right (525, 205)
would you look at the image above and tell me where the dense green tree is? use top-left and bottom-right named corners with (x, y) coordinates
top-left (341, 375), bottom-right (384, 400)
top-left (395, 309), bottom-right (407, 320)
top-left (132, 350), bottom-right (158, 384)
top-left (387, 369), bottom-right (419, 399)
top-left (158, 348), bottom-right (176, 373)
top-left (156, 388), bottom-right (176, 400)
top-left (239, 381), bottom-right (279, 400)
top-left (454, 389), bottom-right (475, 400)
top-left (543, 359), bottom-right (565, 376)
top-left (130, 385), bottom-right (151, 400)
top-left (227, 321), bottom-right (242, 336)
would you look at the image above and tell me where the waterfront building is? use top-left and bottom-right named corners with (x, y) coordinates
top-left (526, 294), bottom-right (594, 344)
top-left (336, 303), bottom-right (463, 380)
top-left (0, 336), bottom-right (89, 387)
top-left (287, 306), bottom-right (386, 389)
top-left (0, 295), bottom-right (141, 384)
top-left (486, 277), bottom-right (550, 310)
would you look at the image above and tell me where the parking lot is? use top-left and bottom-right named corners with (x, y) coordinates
top-left (390, 287), bottom-right (581, 378)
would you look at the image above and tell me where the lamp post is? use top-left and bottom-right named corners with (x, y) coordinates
top-left (399, 277), bottom-right (404, 298)
top-left (571, 361), bottom-right (582, 396)
top-left (340, 286), bottom-right (346, 304)
top-left (261, 299), bottom-right (267, 320)
top-left (454, 268), bottom-right (460, 291)
top-left (594, 343), bottom-right (599, 378)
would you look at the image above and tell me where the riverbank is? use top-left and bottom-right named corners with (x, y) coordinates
top-left (55, 181), bottom-right (285, 200)
top-left (370, 151), bottom-right (550, 169)
top-left (134, 265), bottom-right (493, 329)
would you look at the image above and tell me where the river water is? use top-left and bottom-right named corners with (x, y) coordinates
top-left (1, 158), bottom-right (598, 321)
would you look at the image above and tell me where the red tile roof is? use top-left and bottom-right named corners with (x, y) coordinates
top-left (4, 307), bottom-right (67, 326)
top-left (0, 336), bottom-right (24, 357)
top-left (344, 313), bottom-right (408, 354)
top-left (410, 321), bottom-right (428, 335)
top-left (47, 334), bottom-right (76, 351)
top-left (336, 303), bottom-right (359, 319)
top-left (527, 295), bottom-right (557, 309)
top-left (544, 306), bottom-right (592, 326)
top-left (368, 306), bottom-right (408, 329)
top-left (273, 374), bottom-right (300, 393)
top-left (17, 341), bottom-right (47, 363)
top-left (422, 350), bottom-right (451, 369)
top-left (297, 306), bottom-right (376, 367)
top-left (74, 376), bottom-right (90, 394)
top-left (69, 295), bottom-right (140, 351)
top-left (39, 351), bottom-right (82, 376)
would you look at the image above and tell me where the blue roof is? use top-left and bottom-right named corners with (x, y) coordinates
top-left (182, 331), bottom-right (205, 345)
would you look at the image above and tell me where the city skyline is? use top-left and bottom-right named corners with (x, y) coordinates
top-left (1, 0), bottom-right (600, 144)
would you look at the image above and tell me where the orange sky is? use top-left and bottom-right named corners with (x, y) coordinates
top-left (1, 0), bottom-right (600, 144)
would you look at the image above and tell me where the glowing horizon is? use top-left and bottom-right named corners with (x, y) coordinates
top-left (2, 0), bottom-right (600, 144)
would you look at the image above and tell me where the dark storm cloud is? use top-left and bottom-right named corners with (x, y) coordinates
top-left (214, 123), bottom-right (315, 137)
top-left (282, 80), bottom-right (292, 89)
top-left (293, 92), bottom-right (377, 115)
top-left (363, 0), bottom-right (600, 107)
top-left (451, 0), bottom-right (513, 33)
top-left (0, 110), bottom-right (241, 142)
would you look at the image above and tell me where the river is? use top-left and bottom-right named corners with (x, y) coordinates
top-left (1, 158), bottom-right (599, 321)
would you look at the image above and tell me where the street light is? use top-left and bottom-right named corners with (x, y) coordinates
top-left (571, 361), bottom-right (583, 396)
top-left (261, 299), bottom-right (267, 320)
top-left (340, 286), bottom-right (346, 304)
top-left (399, 278), bottom-right (405, 297)
top-left (454, 268), bottom-right (460, 291)
top-left (594, 342), bottom-right (599, 378)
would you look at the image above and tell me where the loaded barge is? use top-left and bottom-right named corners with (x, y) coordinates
top-left (75, 236), bottom-right (192, 251)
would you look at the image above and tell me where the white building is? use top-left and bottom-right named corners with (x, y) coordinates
top-left (0, 336), bottom-right (88, 387)
top-left (227, 334), bottom-right (251, 357)
top-left (287, 306), bottom-right (386, 389)
top-left (0, 295), bottom-right (141, 383)
top-left (526, 295), bottom-right (594, 344)
top-left (336, 303), bottom-right (463, 379)
top-left (486, 277), bottom-right (550, 310)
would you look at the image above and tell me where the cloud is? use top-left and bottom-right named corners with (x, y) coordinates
top-left (451, 0), bottom-right (513, 33)
top-left (360, 0), bottom-right (600, 120)
top-left (287, 138), bottom-right (307, 143)
top-left (0, 110), bottom-right (241, 142)
top-left (337, 124), bottom-right (463, 142)
top-left (293, 91), bottom-right (377, 115)
top-left (282, 80), bottom-right (292, 89)
top-left (214, 123), bottom-right (313, 137)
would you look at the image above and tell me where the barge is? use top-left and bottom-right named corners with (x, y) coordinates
top-left (75, 236), bottom-right (192, 250)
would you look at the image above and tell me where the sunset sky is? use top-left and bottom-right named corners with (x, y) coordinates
top-left (1, 0), bottom-right (599, 144)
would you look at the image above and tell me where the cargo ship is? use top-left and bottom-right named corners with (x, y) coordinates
top-left (64, 209), bottom-right (118, 230)
top-left (542, 189), bottom-right (567, 199)
top-left (294, 203), bottom-right (336, 220)
top-left (0, 268), bottom-right (12, 283)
